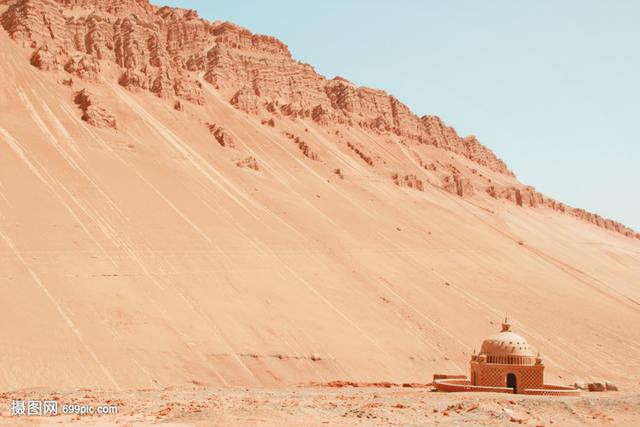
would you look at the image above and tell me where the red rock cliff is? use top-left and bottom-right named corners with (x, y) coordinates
top-left (0, 0), bottom-right (636, 239)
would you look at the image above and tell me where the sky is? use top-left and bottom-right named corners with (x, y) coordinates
top-left (161, 1), bottom-right (639, 230)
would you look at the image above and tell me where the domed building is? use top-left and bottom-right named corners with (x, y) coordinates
top-left (470, 319), bottom-right (543, 392)
top-left (434, 318), bottom-right (580, 396)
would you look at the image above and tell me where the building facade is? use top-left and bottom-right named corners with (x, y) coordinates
top-left (434, 318), bottom-right (579, 396)
top-left (470, 319), bottom-right (543, 393)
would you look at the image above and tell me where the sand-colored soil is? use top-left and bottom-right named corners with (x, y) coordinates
top-left (2, 386), bottom-right (640, 426)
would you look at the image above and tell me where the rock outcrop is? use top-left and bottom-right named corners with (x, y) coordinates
top-left (1, 0), bottom-right (208, 104)
top-left (64, 53), bottom-right (100, 80)
top-left (230, 87), bottom-right (259, 114)
top-left (284, 132), bottom-right (319, 160)
top-left (346, 141), bottom-right (374, 166)
top-left (0, 0), bottom-right (539, 177)
top-left (73, 88), bottom-right (117, 129)
top-left (236, 156), bottom-right (259, 171)
top-left (206, 122), bottom-right (234, 148)
top-left (442, 174), bottom-right (473, 198)
top-left (484, 184), bottom-right (638, 238)
top-left (392, 173), bottom-right (424, 191)
top-left (0, 0), bottom-right (636, 239)
top-left (588, 382), bottom-right (606, 392)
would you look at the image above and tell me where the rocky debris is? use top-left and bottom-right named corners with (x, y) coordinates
top-left (392, 173), bottom-right (424, 191)
top-left (2, 0), bottom-right (210, 104)
top-left (236, 156), bottom-right (259, 171)
top-left (73, 89), bottom-right (117, 129)
top-left (605, 382), bottom-right (618, 391)
top-left (509, 415), bottom-right (528, 424)
top-left (230, 87), bottom-right (259, 114)
top-left (401, 383), bottom-right (432, 388)
top-left (284, 132), bottom-right (319, 160)
top-left (173, 78), bottom-right (205, 105)
top-left (320, 381), bottom-right (399, 388)
top-left (346, 141), bottom-right (374, 166)
top-left (279, 102), bottom-right (312, 119)
top-left (441, 402), bottom-right (481, 416)
top-left (173, 100), bottom-right (184, 111)
top-left (199, 20), bottom-right (513, 175)
top-left (421, 161), bottom-right (437, 171)
top-left (1, 0), bottom-right (69, 44)
top-left (588, 382), bottom-right (606, 392)
top-left (421, 116), bottom-right (513, 177)
top-left (573, 381), bottom-right (588, 390)
top-left (64, 54), bottom-right (100, 81)
top-left (30, 45), bottom-right (64, 70)
top-left (442, 174), bottom-right (473, 197)
top-left (206, 122), bottom-right (234, 147)
top-left (486, 184), bottom-right (639, 238)
top-left (411, 151), bottom-right (438, 172)
top-left (261, 118), bottom-right (275, 127)
top-left (333, 168), bottom-right (344, 179)
top-left (311, 104), bottom-right (333, 126)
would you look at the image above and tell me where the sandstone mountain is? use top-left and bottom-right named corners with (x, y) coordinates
top-left (0, 0), bottom-right (638, 391)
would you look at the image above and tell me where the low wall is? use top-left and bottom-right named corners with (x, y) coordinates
top-left (433, 374), bottom-right (467, 381)
top-left (435, 380), bottom-right (579, 396)
top-left (434, 379), bottom-right (513, 394)
top-left (523, 384), bottom-right (581, 396)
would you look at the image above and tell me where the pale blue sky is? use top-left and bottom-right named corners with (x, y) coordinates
top-left (160, 1), bottom-right (639, 230)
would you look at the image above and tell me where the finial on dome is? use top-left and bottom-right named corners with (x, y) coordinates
top-left (501, 316), bottom-right (511, 332)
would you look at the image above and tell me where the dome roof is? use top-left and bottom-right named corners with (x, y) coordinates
top-left (479, 320), bottom-right (534, 357)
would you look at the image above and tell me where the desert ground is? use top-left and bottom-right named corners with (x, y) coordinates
top-left (2, 385), bottom-right (640, 426)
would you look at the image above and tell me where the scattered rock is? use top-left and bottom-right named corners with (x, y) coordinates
top-left (605, 382), bottom-right (618, 391)
top-left (392, 173), bottom-right (424, 191)
top-left (207, 122), bottom-right (234, 147)
top-left (574, 381), bottom-right (588, 390)
top-left (64, 54), bottom-right (100, 81)
top-left (346, 141), bottom-right (374, 166)
top-left (30, 45), bottom-right (62, 71)
top-left (284, 132), bottom-right (319, 160)
top-left (442, 173), bottom-right (473, 197)
top-left (510, 415), bottom-right (528, 424)
top-left (236, 156), bottom-right (259, 171)
top-left (588, 382), bottom-right (606, 392)
top-left (73, 89), bottom-right (117, 129)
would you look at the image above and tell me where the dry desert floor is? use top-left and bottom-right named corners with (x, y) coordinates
top-left (2, 385), bottom-right (640, 426)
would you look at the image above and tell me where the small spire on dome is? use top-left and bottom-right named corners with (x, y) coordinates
top-left (501, 316), bottom-right (511, 332)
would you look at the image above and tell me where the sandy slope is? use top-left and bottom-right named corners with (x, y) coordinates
top-left (0, 18), bottom-right (639, 401)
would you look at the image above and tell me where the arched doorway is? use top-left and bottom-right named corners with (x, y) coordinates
top-left (507, 373), bottom-right (517, 392)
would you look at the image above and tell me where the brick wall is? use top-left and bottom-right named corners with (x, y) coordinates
top-left (471, 362), bottom-right (543, 393)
